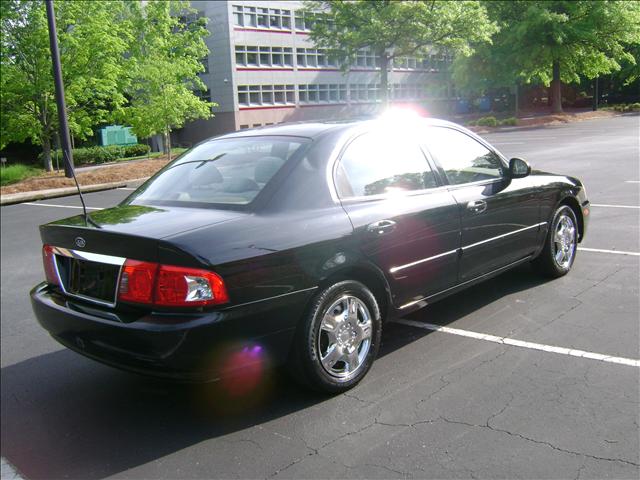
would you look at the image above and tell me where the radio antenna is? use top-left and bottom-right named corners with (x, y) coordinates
top-left (45, 0), bottom-right (99, 228)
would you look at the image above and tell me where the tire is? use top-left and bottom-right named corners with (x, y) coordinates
top-left (288, 280), bottom-right (382, 393)
top-left (533, 205), bottom-right (579, 278)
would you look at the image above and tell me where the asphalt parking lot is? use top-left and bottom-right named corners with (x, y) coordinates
top-left (1, 114), bottom-right (638, 479)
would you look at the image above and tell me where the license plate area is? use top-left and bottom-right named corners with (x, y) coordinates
top-left (50, 247), bottom-right (126, 308)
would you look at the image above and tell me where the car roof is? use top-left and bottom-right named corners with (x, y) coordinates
top-left (213, 116), bottom-right (463, 141)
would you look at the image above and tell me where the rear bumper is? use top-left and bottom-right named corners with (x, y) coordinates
top-left (31, 283), bottom-right (315, 381)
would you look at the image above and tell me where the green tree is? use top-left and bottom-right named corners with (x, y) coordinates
top-left (0, 0), bottom-right (129, 170)
top-left (454, 1), bottom-right (640, 113)
top-left (119, 1), bottom-right (214, 160)
top-left (305, 0), bottom-right (497, 105)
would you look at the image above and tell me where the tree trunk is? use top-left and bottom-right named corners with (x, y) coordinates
top-left (42, 136), bottom-right (53, 172)
top-left (514, 82), bottom-right (519, 117)
top-left (165, 129), bottom-right (171, 162)
top-left (379, 51), bottom-right (389, 107)
top-left (551, 59), bottom-right (563, 113)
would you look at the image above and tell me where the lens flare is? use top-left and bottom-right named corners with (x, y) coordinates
top-left (219, 343), bottom-right (267, 398)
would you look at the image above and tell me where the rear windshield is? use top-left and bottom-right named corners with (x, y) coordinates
top-left (128, 136), bottom-right (308, 206)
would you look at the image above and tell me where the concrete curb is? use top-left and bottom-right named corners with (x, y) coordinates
top-left (0, 177), bottom-right (149, 206)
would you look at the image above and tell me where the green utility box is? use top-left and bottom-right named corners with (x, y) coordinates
top-left (98, 125), bottom-right (137, 146)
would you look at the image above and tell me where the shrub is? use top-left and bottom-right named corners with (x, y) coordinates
top-left (466, 119), bottom-right (478, 126)
top-left (122, 143), bottom-right (150, 157)
top-left (498, 117), bottom-right (518, 126)
top-left (38, 143), bottom-right (151, 165)
top-left (75, 146), bottom-right (122, 164)
top-left (625, 103), bottom-right (640, 112)
top-left (0, 164), bottom-right (43, 186)
top-left (475, 116), bottom-right (498, 127)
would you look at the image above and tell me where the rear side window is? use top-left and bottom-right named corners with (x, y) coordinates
top-left (129, 137), bottom-right (306, 206)
top-left (336, 132), bottom-right (437, 198)
top-left (423, 127), bottom-right (505, 185)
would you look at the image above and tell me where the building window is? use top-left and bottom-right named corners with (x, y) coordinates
top-left (299, 84), bottom-right (346, 104)
top-left (200, 56), bottom-right (209, 74)
top-left (354, 50), bottom-right (378, 69)
top-left (257, 8), bottom-right (268, 28)
top-left (390, 83), bottom-right (428, 100)
top-left (294, 11), bottom-right (314, 31)
top-left (294, 11), bottom-right (332, 32)
top-left (196, 88), bottom-right (212, 105)
top-left (349, 84), bottom-right (380, 103)
top-left (233, 5), bottom-right (291, 30)
top-left (238, 85), bottom-right (295, 106)
top-left (296, 48), bottom-right (338, 68)
top-left (236, 45), bottom-right (293, 67)
top-left (244, 6), bottom-right (257, 27)
top-left (233, 5), bottom-right (243, 26)
top-left (392, 54), bottom-right (449, 71)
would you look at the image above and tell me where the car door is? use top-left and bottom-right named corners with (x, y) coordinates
top-left (421, 126), bottom-right (541, 282)
top-left (335, 130), bottom-right (460, 309)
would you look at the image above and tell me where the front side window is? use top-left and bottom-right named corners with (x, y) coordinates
top-left (336, 133), bottom-right (437, 198)
top-left (129, 138), bottom-right (307, 206)
top-left (423, 127), bottom-right (505, 185)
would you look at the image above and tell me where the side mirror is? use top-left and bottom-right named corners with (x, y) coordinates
top-left (509, 157), bottom-right (531, 179)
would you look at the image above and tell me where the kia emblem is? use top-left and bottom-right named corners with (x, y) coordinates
top-left (75, 237), bottom-right (86, 248)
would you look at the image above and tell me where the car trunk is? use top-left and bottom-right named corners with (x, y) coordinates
top-left (40, 204), bottom-right (245, 308)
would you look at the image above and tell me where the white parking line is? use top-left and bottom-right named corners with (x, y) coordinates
top-left (578, 247), bottom-right (640, 256)
top-left (22, 202), bottom-right (103, 210)
top-left (1, 457), bottom-right (24, 480)
top-left (394, 319), bottom-right (640, 368)
top-left (117, 187), bottom-right (136, 191)
top-left (624, 181), bottom-right (640, 184)
top-left (590, 204), bottom-right (640, 209)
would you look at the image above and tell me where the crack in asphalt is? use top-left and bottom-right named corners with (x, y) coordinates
top-left (525, 266), bottom-right (625, 337)
top-left (413, 348), bottom-right (509, 414)
top-left (266, 404), bottom-right (638, 478)
top-left (439, 416), bottom-right (640, 468)
top-left (576, 267), bottom-right (626, 298)
top-left (342, 392), bottom-right (371, 406)
top-left (266, 422), bottom-right (379, 478)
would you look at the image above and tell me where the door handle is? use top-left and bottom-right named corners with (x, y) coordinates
top-left (467, 200), bottom-right (487, 214)
top-left (366, 219), bottom-right (397, 235)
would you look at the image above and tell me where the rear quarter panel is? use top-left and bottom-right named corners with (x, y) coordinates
top-left (165, 207), bottom-right (355, 306)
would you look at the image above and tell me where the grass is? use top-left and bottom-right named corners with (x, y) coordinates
top-left (0, 164), bottom-right (44, 186)
top-left (600, 103), bottom-right (640, 113)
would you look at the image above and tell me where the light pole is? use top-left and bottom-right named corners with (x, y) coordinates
top-left (45, 0), bottom-right (74, 178)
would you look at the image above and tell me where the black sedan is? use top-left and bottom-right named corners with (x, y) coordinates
top-left (31, 117), bottom-right (589, 393)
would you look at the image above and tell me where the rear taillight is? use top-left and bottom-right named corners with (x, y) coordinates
top-left (42, 245), bottom-right (60, 286)
top-left (117, 260), bottom-right (229, 308)
top-left (118, 260), bottom-right (158, 304)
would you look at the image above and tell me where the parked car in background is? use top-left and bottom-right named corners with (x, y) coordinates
top-left (31, 115), bottom-right (589, 393)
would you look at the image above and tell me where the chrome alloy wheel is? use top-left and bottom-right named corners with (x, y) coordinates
top-left (552, 213), bottom-right (576, 269)
top-left (317, 295), bottom-right (372, 379)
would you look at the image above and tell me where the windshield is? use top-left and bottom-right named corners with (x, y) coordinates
top-left (126, 136), bottom-right (308, 207)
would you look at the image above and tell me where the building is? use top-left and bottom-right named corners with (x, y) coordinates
top-left (178, 0), bottom-right (453, 146)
